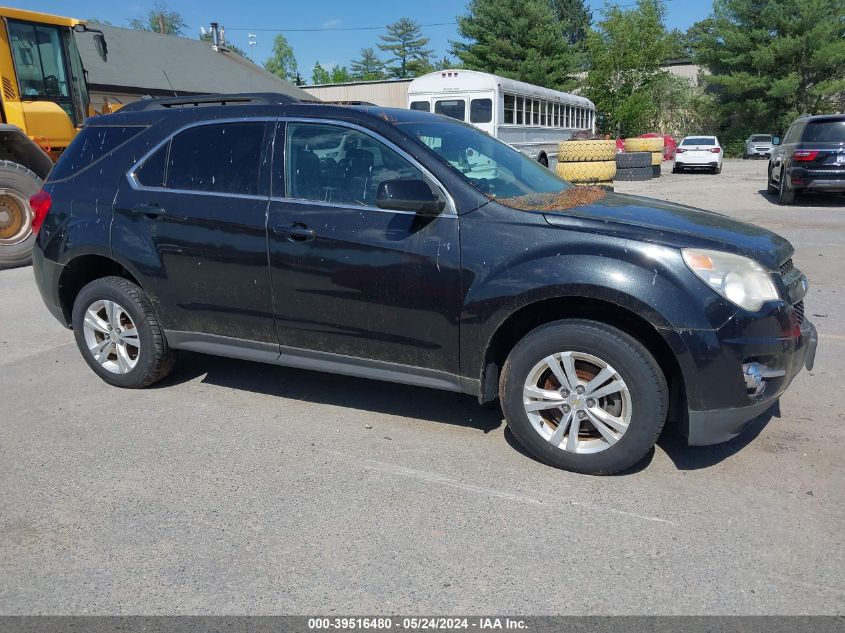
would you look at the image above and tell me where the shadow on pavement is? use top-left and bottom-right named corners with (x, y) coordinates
top-left (758, 189), bottom-right (845, 207)
top-left (157, 350), bottom-right (504, 434)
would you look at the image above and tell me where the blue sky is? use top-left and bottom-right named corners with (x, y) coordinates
top-left (31, 0), bottom-right (714, 80)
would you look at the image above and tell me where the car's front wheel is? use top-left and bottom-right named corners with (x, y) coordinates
top-left (500, 320), bottom-right (668, 475)
top-left (72, 276), bottom-right (175, 388)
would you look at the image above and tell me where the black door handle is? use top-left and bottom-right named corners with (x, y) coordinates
top-left (278, 223), bottom-right (316, 242)
top-left (132, 204), bottom-right (166, 218)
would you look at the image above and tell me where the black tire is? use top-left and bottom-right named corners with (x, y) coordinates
top-left (614, 166), bottom-right (652, 181)
top-left (767, 166), bottom-right (779, 194)
top-left (778, 169), bottom-right (796, 205)
top-left (0, 161), bottom-right (42, 270)
top-left (538, 154), bottom-right (549, 168)
top-left (500, 319), bottom-right (668, 475)
top-left (72, 276), bottom-right (175, 388)
top-left (651, 164), bottom-right (661, 178)
top-left (615, 152), bottom-right (651, 169)
top-left (714, 163), bottom-right (722, 175)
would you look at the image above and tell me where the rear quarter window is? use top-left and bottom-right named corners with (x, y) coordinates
top-left (48, 126), bottom-right (145, 181)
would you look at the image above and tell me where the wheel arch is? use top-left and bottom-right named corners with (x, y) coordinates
top-left (57, 253), bottom-right (143, 325)
top-left (477, 295), bottom-right (687, 425)
top-left (0, 126), bottom-right (54, 180)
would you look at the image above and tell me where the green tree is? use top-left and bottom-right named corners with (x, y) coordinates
top-left (585, 0), bottom-right (674, 136)
top-left (433, 56), bottom-right (455, 71)
top-left (129, 3), bottom-right (186, 36)
top-left (549, 0), bottom-right (592, 45)
top-left (311, 62), bottom-right (331, 84)
top-left (264, 34), bottom-right (299, 83)
top-left (378, 18), bottom-right (433, 78)
top-left (691, 0), bottom-right (845, 137)
top-left (350, 48), bottom-right (386, 81)
top-left (452, 0), bottom-right (577, 90)
top-left (330, 66), bottom-right (353, 83)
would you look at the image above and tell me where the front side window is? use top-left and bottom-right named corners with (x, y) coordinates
top-left (470, 98), bottom-right (493, 124)
top-left (8, 20), bottom-right (74, 120)
top-left (166, 122), bottom-right (265, 195)
top-left (285, 122), bottom-right (424, 207)
top-left (434, 99), bottom-right (466, 121)
top-left (401, 119), bottom-right (572, 200)
top-left (410, 101), bottom-right (430, 112)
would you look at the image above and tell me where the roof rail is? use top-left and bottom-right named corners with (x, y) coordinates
top-left (118, 92), bottom-right (309, 112)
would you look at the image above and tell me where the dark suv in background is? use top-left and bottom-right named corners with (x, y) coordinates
top-left (768, 114), bottom-right (845, 205)
top-left (30, 94), bottom-right (816, 475)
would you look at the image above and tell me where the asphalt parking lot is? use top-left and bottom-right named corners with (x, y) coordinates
top-left (1, 158), bottom-right (843, 615)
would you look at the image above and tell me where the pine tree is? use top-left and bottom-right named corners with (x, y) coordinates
top-left (350, 48), bottom-right (386, 81)
top-left (451, 0), bottom-right (577, 90)
top-left (691, 0), bottom-right (845, 136)
top-left (549, 0), bottom-right (591, 45)
top-left (311, 62), bottom-right (331, 85)
top-left (378, 18), bottom-right (434, 78)
top-left (129, 2), bottom-right (186, 36)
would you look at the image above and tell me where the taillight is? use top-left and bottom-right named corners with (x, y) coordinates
top-left (28, 190), bottom-right (52, 235)
top-left (710, 147), bottom-right (721, 154)
top-left (676, 148), bottom-right (686, 153)
top-left (793, 150), bottom-right (819, 161)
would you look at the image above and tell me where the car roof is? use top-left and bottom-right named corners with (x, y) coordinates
top-left (796, 114), bottom-right (845, 123)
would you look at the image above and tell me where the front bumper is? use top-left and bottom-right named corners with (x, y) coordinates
top-left (684, 317), bottom-right (817, 446)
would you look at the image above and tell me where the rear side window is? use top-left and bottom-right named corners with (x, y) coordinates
top-left (802, 120), bottom-right (845, 143)
top-left (410, 101), bottom-right (430, 112)
top-left (49, 126), bottom-right (144, 181)
top-left (134, 144), bottom-right (168, 188)
top-left (166, 122), bottom-right (266, 195)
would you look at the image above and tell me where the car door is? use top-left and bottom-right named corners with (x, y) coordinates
top-left (113, 119), bottom-right (277, 346)
top-left (266, 120), bottom-right (462, 382)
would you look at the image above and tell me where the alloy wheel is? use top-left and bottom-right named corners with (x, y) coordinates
top-left (82, 299), bottom-right (141, 374)
top-left (522, 351), bottom-right (632, 454)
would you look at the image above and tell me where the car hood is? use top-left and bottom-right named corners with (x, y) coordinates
top-left (541, 192), bottom-right (792, 270)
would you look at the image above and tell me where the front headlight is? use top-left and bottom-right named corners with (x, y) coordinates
top-left (682, 249), bottom-right (780, 312)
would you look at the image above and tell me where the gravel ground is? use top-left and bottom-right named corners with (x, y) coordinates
top-left (0, 158), bottom-right (843, 615)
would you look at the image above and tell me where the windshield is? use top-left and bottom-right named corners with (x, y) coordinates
top-left (682, 137), bottom-right (716, 146)
top-left (750, 135), bottom-right (772, 142)
top-left (396, 119), bottom-right (572, 200)
top-left (802, 120), bottom-right (845, 143)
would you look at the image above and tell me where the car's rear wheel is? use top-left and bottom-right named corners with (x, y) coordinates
top-left (778, 169), bottom-right (796, 205)
top-left (767, 166), bottom-right (779, 194)
top-left (714, 163), bottom-right (722, 175)
top-left (500, 320), bottom-right (668, 475)
top-left (72, 276), bottom-right (175, 388)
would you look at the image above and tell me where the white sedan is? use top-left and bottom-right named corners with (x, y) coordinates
top-left (673, 136), bottom-right (723, 174)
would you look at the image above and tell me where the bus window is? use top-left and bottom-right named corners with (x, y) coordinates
top-left (410, 101), bottom-right (430, 112)
top-left (516, 96), bottom-right (524, 125)
top-left (470, 98), bottom-right (493, 123)
top-left (532, 100), bottom-right (539, 126)
top-left (503, 94), bottom-right (515, 124)
top-left (541, 102), bottom-right (547, 127)
top-left (435, 99), bottom-right (466, 121)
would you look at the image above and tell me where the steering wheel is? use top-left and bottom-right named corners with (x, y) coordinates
top-left (43, 74), bottom-right (60, 95)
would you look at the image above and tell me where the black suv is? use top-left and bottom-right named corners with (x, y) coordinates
top-left (31, 94), bottom-right (817, 474)
top-left (768, 114), bottom-right (845, 205)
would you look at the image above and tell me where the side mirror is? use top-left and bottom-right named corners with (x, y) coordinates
top-left (376, 179), bottom-right (445, 214)
top-left (93, 33), bottom-right (108, 62)
top-left (772, 137), bottom-right (781, 146)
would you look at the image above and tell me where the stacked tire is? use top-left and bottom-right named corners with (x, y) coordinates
top-left (556, 140), bottom-right (617, 188)
top-left (623, 137), bottom-right (664, 179)
top-left (614, 152), bottom-right (652, 181)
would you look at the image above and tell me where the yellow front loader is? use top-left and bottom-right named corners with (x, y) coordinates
top-left (0, 7), bottom-right (111, 267)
